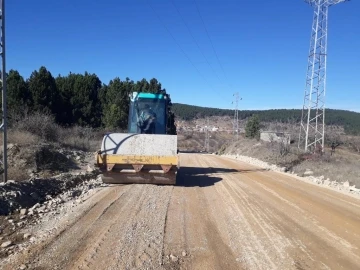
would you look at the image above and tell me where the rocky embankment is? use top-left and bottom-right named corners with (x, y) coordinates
top-left (0, 143), bottom-right (106, 263)
top-left (0, 172), bottom-right (106, 261)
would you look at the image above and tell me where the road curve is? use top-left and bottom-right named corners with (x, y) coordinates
top-left (2, 153), bottom-right (360, 270)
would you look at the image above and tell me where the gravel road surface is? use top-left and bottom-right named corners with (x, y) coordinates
top-left (2, 153), bottom-right (360, 270)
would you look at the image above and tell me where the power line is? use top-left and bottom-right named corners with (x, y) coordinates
top-left (204, 117), bottom-right (210, 152)
top-left (146, 0), bottom-right (219, 94)
top-left (171, 0), bottom-right (224, 86)
top-left (193, 0), bottom-right (230, 83)
top-left (232, 92), bottom-right (241, 140)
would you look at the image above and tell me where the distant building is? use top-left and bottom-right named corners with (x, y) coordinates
top-left (260, 131), bottom-right (291, 145)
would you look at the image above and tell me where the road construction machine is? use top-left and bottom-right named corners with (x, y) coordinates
top-left (95, 92), bottom-right (178, 184)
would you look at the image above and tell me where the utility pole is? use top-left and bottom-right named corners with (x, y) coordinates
top-left (298, 0), bottom-right (348, 153)
top-left (232, 92), bottom-right (241, 140)
top-left (0, 0), bottom-right (7, 182)
top-left (204, 118), bottom-right (210, 152)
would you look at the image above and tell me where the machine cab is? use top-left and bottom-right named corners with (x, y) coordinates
top-left (128, 92), bottom-right (167, 134)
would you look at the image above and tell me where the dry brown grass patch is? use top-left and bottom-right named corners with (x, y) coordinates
top-left (7, 130), bottom-right (40, 145)
top-left (58, 126), bottom-right (102, 152)
top-left (225, 136), bottom-right (360, 188)
top-left (8, 166), bottom-right (29, 181)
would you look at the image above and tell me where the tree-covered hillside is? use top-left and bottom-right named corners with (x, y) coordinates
top-left (0, 67), bottom-right (176, 134)
top-left (173, 103), bottom-right (360, 135)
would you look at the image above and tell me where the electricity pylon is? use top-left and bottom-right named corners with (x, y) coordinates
top-left (204, 118), bottom-right (210, 152)
top-left (232, 92), bottom-right (241, 140)
top-left (0, 0), bottom-right (7, 182)
top-left (298, 0), bottom-right (348, 152)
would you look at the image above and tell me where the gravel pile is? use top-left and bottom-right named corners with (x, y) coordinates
top-left (0, 170), bottom-right (99, 216)
top-left (223, 154), bottom-right (360, 197)
top-left (0, 173), bottom-right (106, 260)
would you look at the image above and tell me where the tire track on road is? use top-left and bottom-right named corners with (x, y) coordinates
top-left (163, 154), bottom-right (243, 270)
top-left (33, 185), bottom-right (132, 270)
top-left (71, 185), bottom-right (146, 270)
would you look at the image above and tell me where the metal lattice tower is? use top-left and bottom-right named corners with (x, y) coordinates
top-left (0, 0), bottom-right (7, 182)
top-left (232, 92), bottom-right (240, 140)
top-left (204, 118), bottom-right (210, 152)
top-left (298, 0), bottom-right (347, 152)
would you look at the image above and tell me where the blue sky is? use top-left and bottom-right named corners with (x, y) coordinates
top-left (6, 0), bottom-right (359, 111)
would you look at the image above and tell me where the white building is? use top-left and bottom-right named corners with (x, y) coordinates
top-left (260, 131), bottom-right (291, 145)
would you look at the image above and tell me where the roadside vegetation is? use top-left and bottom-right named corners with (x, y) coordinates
top-left (177, 132), bottom-right (232, 153)
top-left (0, 110), bottom-right (103, 181)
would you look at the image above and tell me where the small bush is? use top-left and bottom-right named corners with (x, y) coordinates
top-left (218, 144), bottom-right (227, 155)
top-left (8, 111), bottom-right (102, 152)
top-left (245, 115), bottom-right (260, 139)
top-left (58, 126), bottom-right (102, 152)
top-left (13, 111), bottom-right (59, 142)
top-left (8, 130), bottom-right (39, 145)
top-left (349, 138), bottom-right (360, 153)
top-left (278, 140), bottom-right (290, 157)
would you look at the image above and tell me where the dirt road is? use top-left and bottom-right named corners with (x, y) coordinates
top-left (2, 153), bottom-right (360, 270)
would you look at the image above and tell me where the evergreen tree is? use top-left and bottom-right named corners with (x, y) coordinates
top-left (5, 69), bottom-right (31, 115)
top-left (102, 77), bottom-right (133, 129)
top-left (71, 72), bottom-right (102, 127)
top-left (27, 66), bottom-right (60, 118)
top-left (245, 115), bottom-right (260, 139)
top-left (55, 72), bottom-right (76, 125)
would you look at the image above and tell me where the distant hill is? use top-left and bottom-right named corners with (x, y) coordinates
top-left (172, 103), bottom-right (360, 135)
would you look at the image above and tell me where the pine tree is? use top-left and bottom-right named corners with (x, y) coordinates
top-left (245, 115), bottom-right (260, 139)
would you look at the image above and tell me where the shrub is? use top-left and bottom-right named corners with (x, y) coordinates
top-left (349, 137), bottom-right (360, 153)
top-left (8, 111), bottom-right (102, 151)
top-left (8, 130), bottom-right (39, 145)
top-left (218, 144), bottom-right (227, 155)
top-left (245, 115), bottom-right (260, 139)
top-left (278, 140), bottom-right (290, 157)
top-left (12, 111), bottom-right (59, 142)
top-left (58, 126), bottom-right (103, 152)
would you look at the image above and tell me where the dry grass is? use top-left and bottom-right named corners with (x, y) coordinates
top-left (225, 136), bottom-right (360, 188)
top-left (177, 133), bottom-right (203, 151)
top-left (4, 112), bottom-right (103, 152)
top-left (292, 154), bottom-right (360, 187)
top-left (0, 112), bottom-right (104, 181)
top-left (12, 111), bottom-right (59, 142)
top-left (7, 166), bottom-right (30, 181)
top-left (58, 126), bottom-right (102, 152)
top-left (177, 131), bottom-right (232, 153)
top-left (8, 130), bottom-right (39, 145)
top-left (225, 135), bottom-right (300, 166)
